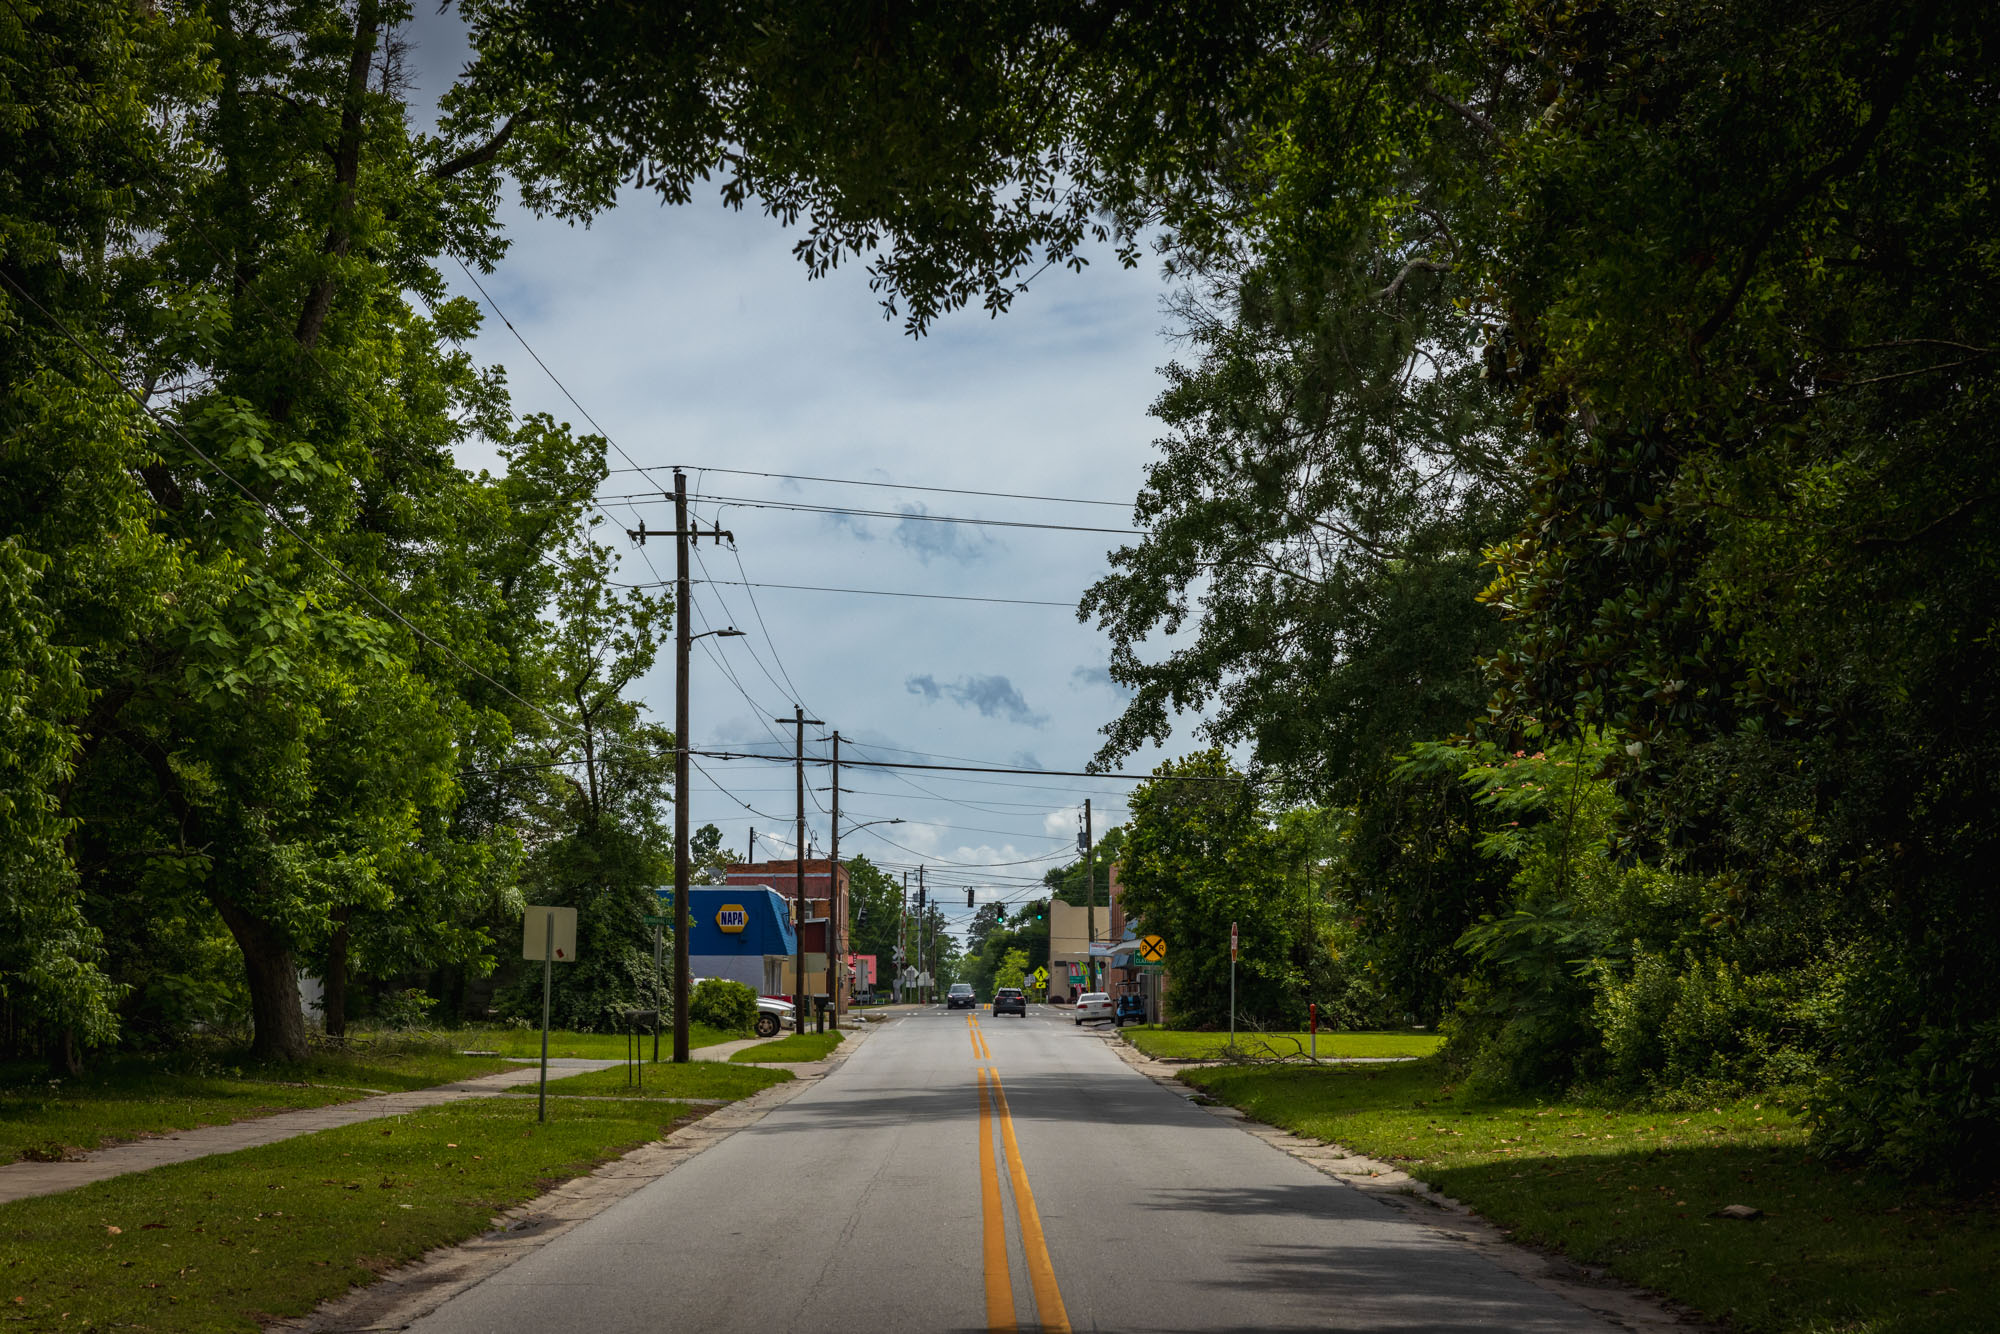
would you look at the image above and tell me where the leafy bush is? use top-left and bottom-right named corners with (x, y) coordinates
top-left (688, 978), bottom-right (756, 1033)
top-left (375, 988), bottom-right (439, 1032)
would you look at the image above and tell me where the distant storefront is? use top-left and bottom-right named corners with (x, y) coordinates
top-left (685, 885), bottom-right (798, 996)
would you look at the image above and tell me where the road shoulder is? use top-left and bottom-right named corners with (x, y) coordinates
top-left (1103, 1033), bottom-right (1711, 1334)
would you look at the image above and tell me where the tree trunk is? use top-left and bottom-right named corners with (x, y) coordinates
top-left (212, 894), bottom-right (308, 1062)
top-left (323, 908), bottom-right (352, 1039)
top-left (50, 1026), bottom-right (82, 1078)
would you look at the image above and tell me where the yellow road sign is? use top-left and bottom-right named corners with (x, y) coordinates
top-left (1137, 934), bottom-right (1168, 963)
top-left (1031, 966), bottom-right (1048, 986)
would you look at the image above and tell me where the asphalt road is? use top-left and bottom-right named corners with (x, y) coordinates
top-left (406, 1007), bottom-right (1618, 1333)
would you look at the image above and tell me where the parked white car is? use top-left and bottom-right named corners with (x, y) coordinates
top-left (753, 995), bottom-right (793, 1037)
top-left (1073, 992), bottom-right (1114, 1025)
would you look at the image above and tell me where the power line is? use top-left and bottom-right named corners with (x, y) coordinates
top-left (684, 746), bottom-right (1236, 784)
top-left (802, 753), bottom-right (1247, 783)
top-left (606, 463), bottom-right (1131, 509)
top-left (851, 824), bottom-right (1074, 868)
top-left (597, 490), bottom-right (1141, 537)
top-left (612, 577), bottom-right (1076, 609)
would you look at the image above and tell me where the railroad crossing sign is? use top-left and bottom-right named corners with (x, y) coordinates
top-left (1137, 934), bottom-right (1168, 963)
top-left (1031, 966), bottom-right (1048, 988)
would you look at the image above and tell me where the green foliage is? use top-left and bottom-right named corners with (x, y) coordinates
top-left (729, 1030), bottom-right (842, 1063)
top-left (688, 978), bottom-right (757, 1034)
top-left (1120, 751), bottom-right (1307, 1029)
top-left (1185, 1061), bottom-right (2000, 1334)
top-left (993, 949), bottom-right (1030, 993)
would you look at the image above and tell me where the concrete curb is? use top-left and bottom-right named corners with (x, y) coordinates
top-left (1104, 1034), bottom-right (1712, 1333)
top-left (275, 1026), bottom-right (872, 1332)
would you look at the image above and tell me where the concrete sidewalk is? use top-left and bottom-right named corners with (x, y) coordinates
top-left (0, 1058), bottom-right (621, 1206)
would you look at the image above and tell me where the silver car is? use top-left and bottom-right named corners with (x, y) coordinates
top-left (1073, 992), bottom-right (1114, 1025)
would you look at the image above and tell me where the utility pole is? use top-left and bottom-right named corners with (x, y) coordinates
top-left (898, 870), bottom-right (908, 1003)
top-left (778, 705), bottom-right (823, 1035)
top-left (825, 731), bottom-right (842, 1027)
top-left (628, 469), bottom-right (733, 1064)
top-left (1084, 797), bottom-right (1095, 993)
top-left (917, 867), bottom-right (927, 1004)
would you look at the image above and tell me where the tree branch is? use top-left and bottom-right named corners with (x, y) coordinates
top-left (290, 0), bottom-right (381, 362)
top-left (1374, 258), bottom-right (1451, 301)
top-left (1422, 83), bottom-right (1501, 145)
top-left (430, 112), bottom-right (524, 181)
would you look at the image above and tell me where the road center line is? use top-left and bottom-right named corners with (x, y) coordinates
top-left (986, 1067), bottom-right (1071, 1333)
top-left (975, 1063), bottom-right (1017, 1331)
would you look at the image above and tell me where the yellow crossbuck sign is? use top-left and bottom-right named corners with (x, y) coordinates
top-left (1137, 934), bottom-right (1168, 963)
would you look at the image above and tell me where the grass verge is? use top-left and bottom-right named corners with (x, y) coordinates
top-left (539, 1062), bottom-right (791, 1100)
top-left (1120, 1026), bottom-right (1442, 1062)
top-left (0, 1095), bottom-right (697, 1332)
top-left (728, 1031), bottom-right (843, 1063)
top-left (453, 1023), bottom-right (742, 1061)
top-left (1183, 1059), bottom-right (1999, 1334)
top-left (1, 1039), bottom-right (512, 1164)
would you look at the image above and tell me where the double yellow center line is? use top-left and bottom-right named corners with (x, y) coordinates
top-left (967, 1014), bottom-right (1069, 1333)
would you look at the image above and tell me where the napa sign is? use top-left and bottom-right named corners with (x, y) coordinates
top-left (715, 904), bottom-right (750, 934)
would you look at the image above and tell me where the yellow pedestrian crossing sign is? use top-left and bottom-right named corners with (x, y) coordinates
top-left (1137, 934), bottom-right (1168, 963)
top-left (1032, 966), bottom-right (1048, 987)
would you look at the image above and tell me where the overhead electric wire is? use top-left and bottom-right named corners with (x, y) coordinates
top-left (596, 490), bottom-right (1144, 536)
top-left (686, 491), bottom-right (1142, 537)
top-left (454, 260), bottom-right (824, 734)
top-left (690, 756), bottom-right (792, 827)
top-left (0, 268), bottom-right (589, 749)
top-left (608, 463), bottom-right (1131, 509)
top-left (852, 824), bottom-right (1074, 868)
top-left (687, 749), bottom-right (1235, 784)
top-left (611, 576), bottom-right (1075, 609)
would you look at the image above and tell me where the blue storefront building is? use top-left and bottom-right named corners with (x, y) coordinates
top-left (670, 885), bottom-right (798, 995)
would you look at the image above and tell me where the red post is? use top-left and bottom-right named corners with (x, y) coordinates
top-left (1310, 1002), bottom-right (1318, 1035)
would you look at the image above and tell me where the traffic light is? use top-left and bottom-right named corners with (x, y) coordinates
top-left (965, 888), bottom-right (974, 907)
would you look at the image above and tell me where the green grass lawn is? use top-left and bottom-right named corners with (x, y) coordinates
top-left (1184, 1059), bottom-right (1999, 1334)
top-left (455, 1023), bottom-right (743, 1061)
top-left (728, 1031), bottom-right (843, 1063)
top-left (0, 1040), bottom-right (513, 1164)
top-left (1120, 1026), bottom-right (1442, 1062)
top-left (539, 1062), bottom-right (791, 1100)
top-left (0, 1096), bottom-right (697, 1332)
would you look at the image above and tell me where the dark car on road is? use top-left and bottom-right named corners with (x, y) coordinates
top-left (992, 987), bottom-right (1026, 1017)
top-left (947, 982), bottom-right (977, 1010)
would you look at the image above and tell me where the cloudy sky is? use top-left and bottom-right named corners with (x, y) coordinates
top-left (406, 12), bottom-right (1206, 939)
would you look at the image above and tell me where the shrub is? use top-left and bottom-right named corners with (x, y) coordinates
top-left (689, 978), bottom-right (756, 1032)
top-left (376, 988), bottom-right (439, 1031)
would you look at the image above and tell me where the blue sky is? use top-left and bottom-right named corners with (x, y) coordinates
top-left (407, 10), bottom-right (1205, 935)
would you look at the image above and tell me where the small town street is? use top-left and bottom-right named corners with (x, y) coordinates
top-left (399, 1011), bottom-right (1618, 1334)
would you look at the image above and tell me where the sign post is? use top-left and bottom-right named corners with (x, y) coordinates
top-left (1229, 920), bottom-right (1239, 1049)
top-left (522, 907), bottom-right (577, 1123)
